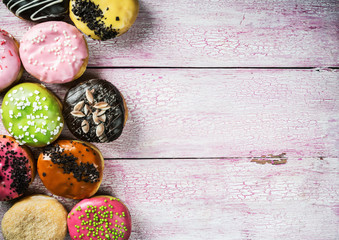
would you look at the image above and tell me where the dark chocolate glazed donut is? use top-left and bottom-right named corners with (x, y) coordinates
top-left (64, 79), bottom-right (128, 143)
top-left (2, 0), bottom-right (69, 22)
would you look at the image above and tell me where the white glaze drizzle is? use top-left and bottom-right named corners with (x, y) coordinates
top-left (5, 0), bottom-right (65, 21)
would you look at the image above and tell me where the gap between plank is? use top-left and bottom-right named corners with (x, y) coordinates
top-left (87, 66), bottom-right (339, 70)
top-left (102, 156), bottom-right (326, 161)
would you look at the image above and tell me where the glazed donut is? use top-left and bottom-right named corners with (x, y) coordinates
top-left (2, 0), bottom-right (69, 22)
top-left (0, 135), bottom-right (35, 201)
top-left (37, 140), bottom-right (104, 199)
top-left (19, 21), bottom-right (89, 84)
top-left (1, 83), bottom-right (64, 147)
top-left (0, 29), bottom-right (23, 91)
top-left (70, 0), bottom-right (139, 40)
top-left (68, 195), bottom-right (132, 240)
top-left (64, 79), bottom-right (128, 143)
top-left (1, 195), bottom-right (67, 240)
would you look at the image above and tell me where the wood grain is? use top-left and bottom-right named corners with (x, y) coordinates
top-left (0, 0), bottom-right (338, 67)
top-left (2, 68), bottom-right (337, 158)
top-left (0, 158), bottom-right (338, 240)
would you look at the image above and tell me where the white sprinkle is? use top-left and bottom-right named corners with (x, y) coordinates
top-left (34, 90), bottom-right (39, 95)
top-left (33, 139), bottom-right (38, 143)
top-left (25, 132), bottom-right (29, 136)
top-left (5, 101), bottom-right (8, 105)
top-left (57, 117), bottom-right (60, 121)
top-left (42, 97), bottom-right (46, 101)
top-left (13, 90), bottom-right (17, 94)
top-left (19, 87), bottom-right (23, 91)
top-left (9, 122), bottom-right (13, 127)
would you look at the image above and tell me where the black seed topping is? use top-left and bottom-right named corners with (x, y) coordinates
top-left (72, 0), bottom-right (119, 40)
top-left (0, 141), bottom-right (31, 197)
top-left (43, 144), bottom-right (100, 183)
top-left (42, 172), bottom-right (46, 177)
top-left (116, 16), bottom-right (119, 21)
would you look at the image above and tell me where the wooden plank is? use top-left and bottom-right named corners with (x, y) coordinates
top-left (0, 158), bottom-right (338, 239)
top-left (0, 68), bottom-right (338, 158)
top-left (0, 0), bottom-right (338, 67)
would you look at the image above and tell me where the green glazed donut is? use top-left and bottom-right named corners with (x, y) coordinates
top-left (1, 83), bottom-right (64, 147)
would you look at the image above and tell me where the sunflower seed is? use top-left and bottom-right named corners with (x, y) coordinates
top-left (71, 111), bottom-right (85, 118)
top-left (97, 110), bottom-right (106, 117)
top-left (96, 123), bottom-right (104, 137)
top-left (81, 120), bottom-right (89, 133)
top-left (98, 114), bottom-right (106, 122)
top-left (73, 101), bottom-right (84, 111)
top-left (86, 89), bottom-right (94, 105)
top-left (90, 89), bottom-right (95, 93)
top-left (93, 110), bottom-right (100, 124)
top-left (93, 102), bottom-right (110, 109)
top-left (84, 104), bottom-right (90, 115)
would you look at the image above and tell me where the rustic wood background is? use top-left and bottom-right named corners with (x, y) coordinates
top-left (0, 0), bottom-right (338, 239)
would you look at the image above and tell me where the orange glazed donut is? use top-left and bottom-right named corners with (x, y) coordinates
top-left (37, 140), bottom-right (104, 199)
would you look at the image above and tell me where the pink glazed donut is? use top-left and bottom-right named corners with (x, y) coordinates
top-left (0, 135), bottom-right (36, 201)
top-left (67, 196), bottom-right (132, 240)
top-left (0, 30), bottom-right (22, 91)
top-left (19, 21), bottom-right (89, 84)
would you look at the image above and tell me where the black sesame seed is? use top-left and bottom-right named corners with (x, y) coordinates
top-left (72, 0), bottom-right (118, 40)
top-left (43, 144), bottom-right (100, 183)
top-left (42, 172), bottom-right (46, 177)
top-left (116, 16), bottom-right (119, 21)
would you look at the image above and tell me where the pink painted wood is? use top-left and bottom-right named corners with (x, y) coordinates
top-left (1, 69), bottom-right (337, 158)
top-left (0, 158), bottom-right (338, 240)
top-left (0, 0), bottom-right (338, 67)
top-left (0, 0), bottom-right (338, 239)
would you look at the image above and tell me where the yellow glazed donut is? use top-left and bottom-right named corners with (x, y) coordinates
top-left (70, 0), bottom-right (139, 40)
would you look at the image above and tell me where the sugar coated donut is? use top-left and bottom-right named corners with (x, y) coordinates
top-left (64, 79), bottom-right (128, 143)
top-left (0, 135), bottom-right (35, 201)
top-left (0, 29), bottom-right (22, 91)
top-left (67, 195), bottom-right (132, 240)
top-left (19, 21), bottom-right (89, 84)
top-left (38, 140), bottom-right (104, 199)
top-left (1, 194), bottom-right (67, 240)
top-left (3, 0), bottom-right (69, 22)
top-left (1, 83), bottom-right (64, 147)
top-left (70, 0), bottom-right (139, 40)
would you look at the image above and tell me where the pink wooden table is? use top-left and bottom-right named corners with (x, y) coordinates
top-left (0, 0), bottom-right (338, 239)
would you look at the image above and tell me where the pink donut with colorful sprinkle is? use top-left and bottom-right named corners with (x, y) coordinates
top-left (0, 30), bottom-right (22, 91)
top-left (67, 196), bottom-right (132, 240)
top-left (0, 135), bottom-right (36, 201)
top-left (19, 21), bottom-right (89, 84)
